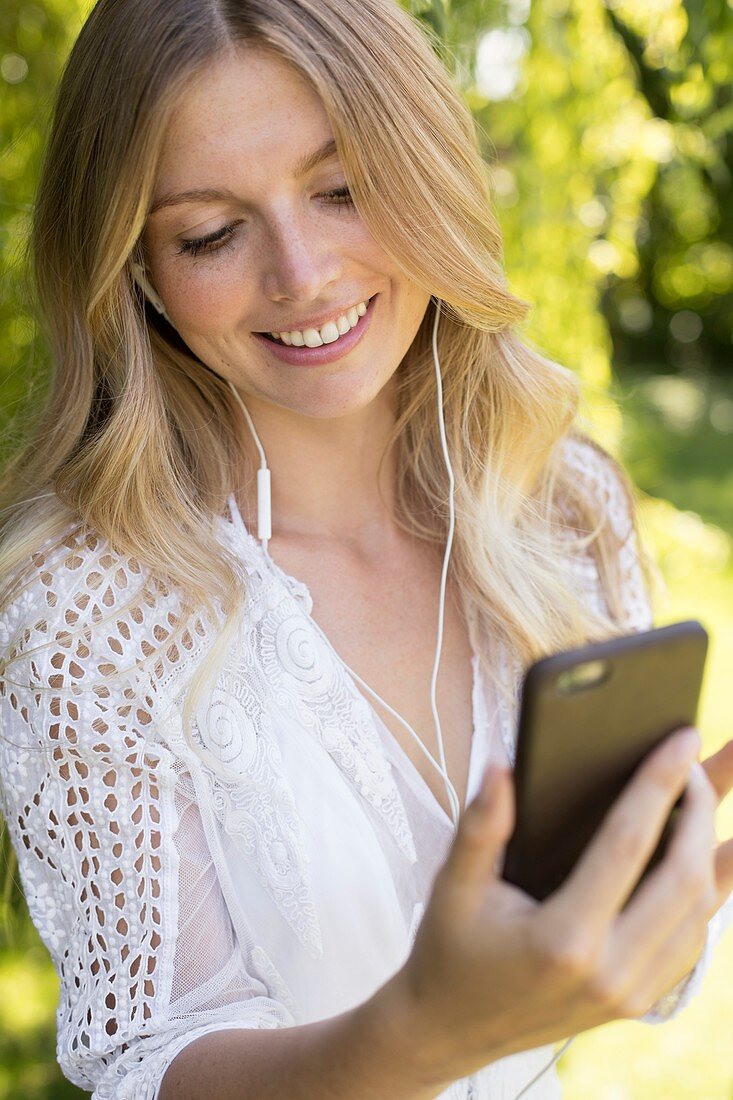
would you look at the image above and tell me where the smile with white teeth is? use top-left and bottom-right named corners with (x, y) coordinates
top-left (265, 298), bottom-right (370, 346)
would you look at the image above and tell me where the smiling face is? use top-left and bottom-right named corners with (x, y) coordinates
top-left (141, 45), bottom-right (432, 421)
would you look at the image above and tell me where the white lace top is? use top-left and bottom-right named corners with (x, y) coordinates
top-left (1, 437), bottom-right (731, 1100)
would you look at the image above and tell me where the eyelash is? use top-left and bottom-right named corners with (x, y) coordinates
top-left (176, 186), bottom-right (355, 259)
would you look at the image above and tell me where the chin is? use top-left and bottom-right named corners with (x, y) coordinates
top-left (259, 366), bottom-right (397, 420)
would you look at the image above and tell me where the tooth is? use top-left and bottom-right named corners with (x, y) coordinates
top-left (270, 299), bottom-right (369, 346)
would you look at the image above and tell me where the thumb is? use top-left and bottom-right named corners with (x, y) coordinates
top-left (445, 765), bottom-right (515, 895)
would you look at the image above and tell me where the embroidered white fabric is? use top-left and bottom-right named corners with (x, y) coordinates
top-left (1, 436), bottom-right (731, 1100)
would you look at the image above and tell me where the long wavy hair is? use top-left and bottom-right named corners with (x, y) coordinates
top-left (0, 0), bottom-right (655, 800)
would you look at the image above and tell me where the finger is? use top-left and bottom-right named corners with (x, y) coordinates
top-left (612, 761), bottom-right (717, 972)
top-left (444, 766), bottom-right (514, 901)
top-left (701, 738), bottom-right (733, 804)
top-left (627, 905), bottom-right (710, 1020)
top-left (714, 836), bottom-right (733, 906)
top-left (545, 727), bottom-right (701, 930)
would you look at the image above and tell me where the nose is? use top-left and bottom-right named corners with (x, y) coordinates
top-left (260, 212), bottom-right (343, 306)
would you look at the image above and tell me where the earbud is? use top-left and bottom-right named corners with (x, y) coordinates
top-left (131, 260), bottom-right (173, 324)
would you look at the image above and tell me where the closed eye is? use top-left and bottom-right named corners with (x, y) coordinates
top-left (176, 222), bottom-right (239, 258)
top-left (176, 186), bottom-right (355, 259)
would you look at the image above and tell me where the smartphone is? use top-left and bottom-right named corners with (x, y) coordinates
top-left (500, 619), bottom-right (709, 905)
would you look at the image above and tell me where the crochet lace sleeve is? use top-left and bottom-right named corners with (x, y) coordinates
top-left (560, 433), bottom-right (655, 633)
top-left (562, 437), bottom-right (733, 1024)
top-left (0, 531), bottom-right (296, 1099)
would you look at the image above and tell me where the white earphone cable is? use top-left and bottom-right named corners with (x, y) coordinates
top-left (224, 298), bottom-right (576, 1098)
top-left (511, 1037), bottom-right (576, 1098)
top-left (226, 296), bottom-right (460, 828)
top-left (428, 297), bottom-right (461, 825)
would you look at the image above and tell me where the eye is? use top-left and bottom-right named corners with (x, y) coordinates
top-left (320, 186), bottom-right (354, 208)
top-left (176, 187), bottom-right (355, 259)
top-left (177, 222), bottom-right (239, 259)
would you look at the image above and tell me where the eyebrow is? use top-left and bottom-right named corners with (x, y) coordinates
top-left (149, 137), bottom-right (339, 215)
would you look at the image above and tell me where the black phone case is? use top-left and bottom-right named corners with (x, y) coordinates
top-left (500, 619), bottom-right (709, 904)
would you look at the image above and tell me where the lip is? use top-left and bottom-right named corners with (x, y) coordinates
top-left (252, 294), bottom-right (378, 367)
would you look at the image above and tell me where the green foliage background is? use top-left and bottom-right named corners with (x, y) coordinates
top-left (0, 0), bottom-right (731, 1095)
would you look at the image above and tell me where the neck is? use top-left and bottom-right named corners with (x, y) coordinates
top-left (233, 379), bottom-right (405, 548)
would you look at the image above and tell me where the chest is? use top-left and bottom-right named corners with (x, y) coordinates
top-left (266, 535), bottom-right (476, 819)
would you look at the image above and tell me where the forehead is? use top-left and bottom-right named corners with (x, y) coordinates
top-left (157, 47), bottom-right (330, 171)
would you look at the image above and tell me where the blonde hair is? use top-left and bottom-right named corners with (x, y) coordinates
top-left (0, 0), bottom-right (654, 783)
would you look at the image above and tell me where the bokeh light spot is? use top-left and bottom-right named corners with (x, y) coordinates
top-left (1, 54), bottom-right (29, 84)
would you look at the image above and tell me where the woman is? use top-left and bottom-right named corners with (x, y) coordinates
top-left (1, 1), bottom-right (731, 1098)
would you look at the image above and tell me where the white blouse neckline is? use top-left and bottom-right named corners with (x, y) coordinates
top-left (223, 491), bottom-right (496, 827)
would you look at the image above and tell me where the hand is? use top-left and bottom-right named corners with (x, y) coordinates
top-left (392, 727), bottom-right (725, 1082)
top-left (639, 735), bottom-right (733, 995)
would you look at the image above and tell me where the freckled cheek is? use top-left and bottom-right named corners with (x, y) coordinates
top-left (165, 270), bottom-right (250, 331)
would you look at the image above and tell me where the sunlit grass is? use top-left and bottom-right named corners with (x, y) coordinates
top-left (0, 916), bottom-right (81, 1099)
top-left (0, 951), bottom-right (59, 1034)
